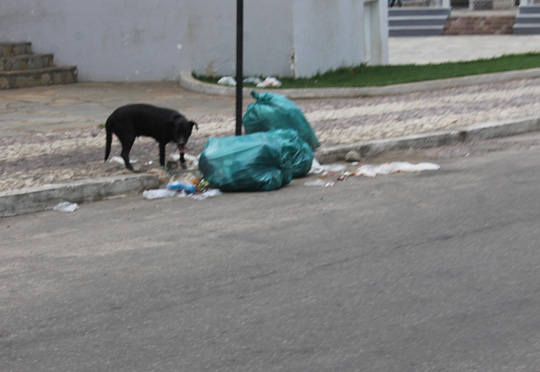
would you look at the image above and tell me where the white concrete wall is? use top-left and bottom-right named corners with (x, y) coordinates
top-left (0, 0), bottom-right (387, 81)
top-left (0, 0), bottom-right (194, 81)
top-left (189, 0), bottom-right (294, 78)
top-left (292, 0), bottom-right (365, 77)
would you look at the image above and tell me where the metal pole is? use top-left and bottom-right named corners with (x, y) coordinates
top-left (235, 0), bottom-right (244, 136)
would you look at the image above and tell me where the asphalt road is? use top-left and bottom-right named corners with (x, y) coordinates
top-left (2, 143), bottom-right (540, 372)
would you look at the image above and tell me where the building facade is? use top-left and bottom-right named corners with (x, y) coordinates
top-left (0, 0), bottom-right (388, 81)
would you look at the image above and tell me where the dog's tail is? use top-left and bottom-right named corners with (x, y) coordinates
top-left (104, 118), bottom-right (113, 162)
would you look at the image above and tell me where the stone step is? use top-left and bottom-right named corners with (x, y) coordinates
top-left (513, 24), bottom-right (540, 34)
top-left (515, 14), bottom-right (540, 24)
top-left (388, 7), bottom-right (450, 37)
top-left (514, 6), bottom-right (540, 34)
top-left (518, 5), bottom-right (540, 14)
top-left (389, 15), bottom-right (449, 27)
top-left (389, 7), bottom-right (452, 17)
top-left (0, 54), bottom-right (54, 72)
top-left (0, 42), bottom-right (33, 57)
top-left (389, 25), bottom-right (445, 36)
top-left (0, 66), bottom-right (78, 90)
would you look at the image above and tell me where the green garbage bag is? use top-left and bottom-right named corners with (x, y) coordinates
top-left (198, 132), bottom-right (294, 192)
top-left (267, 129), bottom-right (313, 178)
top-left (243, 91), bottom-right (320, 150)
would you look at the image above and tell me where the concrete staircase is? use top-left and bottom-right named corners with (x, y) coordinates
top-left (513, 6), bottom-right (540, 34)
top-left (0, 42), bottom-right (77, 89)
top-left (389, 7), bottom-right (452, 36)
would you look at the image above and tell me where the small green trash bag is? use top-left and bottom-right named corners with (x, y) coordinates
top-left (242, 91), bottom-right (320, 150)
top-left (198, 132), bottom-right (294, 192)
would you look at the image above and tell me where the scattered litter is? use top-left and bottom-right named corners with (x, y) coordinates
top-left (167, 180), bottom-right (196, 194)
top-left (191, 189), bottom-right (223, 200)
top-left (53, 202), bottom-right (79, 213)
top-left (304, 179), bottom-right (327, 187)
top-left (345, 150), bottom-right (362, 162)
top-left (256, 77), bottom-right (282, 87)
top-left (143, 170), bottom-right (221, 200)
top-left (109, 156), bottom-right (136, 165)
top-left (218, 76), bottom-right (237, 86)
top-left (304, 161), bottom-right (440, 188)
top-left (304, 179), bottom-right (334, 187)
top-left (309, 159), bottom-right (346, 174)
top-left (243, 77), bottom-right (262, 85)
top-left (142, 187), bottom-right (221, 200)
top-left (356, 162), bottom-right (441, 177)
top-left (167, 172), bottom-right (201, 194)
top-left (142, 189), bottom-right (177, 199)
top-left (168, 153), bottom-right (198, 169)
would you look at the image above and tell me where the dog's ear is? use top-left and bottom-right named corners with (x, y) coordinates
top-left (189, 121), bottom-right (199, 131)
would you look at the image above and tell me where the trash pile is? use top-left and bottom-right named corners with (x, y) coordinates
top-left (141, 90), bottom-right (441, 201)
top-left (199, 91), bottom-right (318, 192)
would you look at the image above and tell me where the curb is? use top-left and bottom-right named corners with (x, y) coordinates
top-left (314, 116), bottom-right (540, 163)
top-left (179, 68), bottom-right (540, 98)
top-left (0, 174), bottom-right (159, 218)
top-left (2, 117), bottom-right (539, 218)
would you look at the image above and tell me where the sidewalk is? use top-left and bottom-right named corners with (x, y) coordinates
top-left (389, 35), bottom-right (540, 65)
top-left (2, 35), bottom-right (540, 217)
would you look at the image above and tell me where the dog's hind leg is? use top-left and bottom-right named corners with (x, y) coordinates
top-left (104, 125), bottom-right (113, 162)
top-left (120, 135), bottom-right (136, 171)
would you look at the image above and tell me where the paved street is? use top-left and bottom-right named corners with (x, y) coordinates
top-left (2, 144), bottom-right (540, 371)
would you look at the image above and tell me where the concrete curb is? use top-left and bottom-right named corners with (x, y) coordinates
top-left (179, 68), bottom-right (540, 98)
top-left (314, 117), bottom-right (540, 163)
top-left (0, 174), bottom-right (159, 218)
top-left (2, 117), bottom-right (539, 218)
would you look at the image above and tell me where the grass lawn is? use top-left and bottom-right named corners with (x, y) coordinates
top-left (194, 52), bottom-right (540, 89)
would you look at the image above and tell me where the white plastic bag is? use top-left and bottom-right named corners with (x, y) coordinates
top-left (191, 189), bottom-right (223, 200)
top-left (53, 202), bottom-right (79, 213)
top-left (309, 159), bottom-right (347, 174)
top-left (356, 162), bottom-right (440, 177)
top-left (256, 77), bottom-right (282, 87)
top-left (108, 156), bottom-right (137, 165)
top-left (142, 189), bottom-right (177, 199)
top-left (217, 76), bottom-right (237, 86)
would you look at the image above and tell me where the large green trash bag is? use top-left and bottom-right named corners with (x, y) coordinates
top-left (267, 129), bottom-right (314, 178)
top-left (242, 91), bottom-right (320, 150)
top-left (198, 132), bottom-right (294, 192)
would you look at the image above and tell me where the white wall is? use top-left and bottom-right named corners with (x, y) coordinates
top-left (0, 0), bottom-right (387, 81)
top-left (292, 0), bottom-right (365, 77)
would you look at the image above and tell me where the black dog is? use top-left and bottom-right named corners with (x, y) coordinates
top-left (104, 104), bottom-right (198, 171)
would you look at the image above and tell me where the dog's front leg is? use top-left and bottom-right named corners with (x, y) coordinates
top-left (159, 142), bottom-right (167, 166)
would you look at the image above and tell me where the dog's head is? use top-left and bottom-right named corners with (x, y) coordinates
top-left (172, 118), bottom-right (198, 154)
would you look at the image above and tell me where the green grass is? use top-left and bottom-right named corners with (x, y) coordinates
top-left (194, 52), bottom-right (540, 89)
